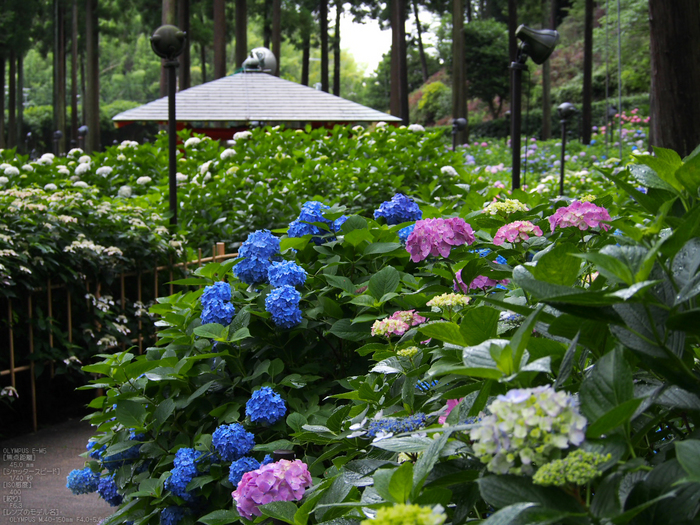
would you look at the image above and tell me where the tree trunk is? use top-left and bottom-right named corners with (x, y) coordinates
top-left (333, 0), bottom-right (341, 95)
top-left (412, 0), bottom-right (428, 83)
top-left (301, 31), bottom-right (310, 86)
top-left (263, 0), bottom-right (271, 49)
top-left (71, 0), bottom-right (79, 140)
top-left (541, 0), bottom-right (556, 140)
top-left (54, 0), bottom-right (66, 153)
top-left (178, 0), bottom-right (191, 89)
top-left (581, 0), bottom-right (593, 144)
top-left (200, 44), bottom-right (206, 83)
top-left (85, 0), bottom-right (100, 153)
top-left (452, 0), bottom-right (467, 143)
top-left (272, 0), bottom-right (281, 75)
top-left (390, 0), bottom-right (408, 124)
top-left (235, 0), bottom-right (247, 68)
top-left (466, 0), bottom-right (472, 22)
top-left (649, 0), bottom-right (700, 157)
top-left (17, 53), bottom-right (24, 150)
top-left (160, 0), bottom-right (176, 97)
top-left (213, 0), bottom-right (226, 78)
top-left (320, 0), bottom-right (329, 92)
top-left (9, 51), bottom-right (17, 149)
top-left (0, 55), bottom-right (4, 149)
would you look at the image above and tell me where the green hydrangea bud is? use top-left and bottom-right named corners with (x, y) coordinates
top-left (533, 450), bottom-right (611, 487)
top-left (397, 346), bottom-right (420, 358)
top-left (361, 504), bottom-right (446, 525)
top-left (483, 199), bottom-right (530, 216)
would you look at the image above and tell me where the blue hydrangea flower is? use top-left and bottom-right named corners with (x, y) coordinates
top-left (201, 281), bottom-right (231, 306)
top-left (373, 194), bottom-right (422, 225)
top-left (212, 423), bottom-right (255, 462)
top-left (164, 448), bottom-right (201, 502)
top-left (86, 440), bottom-right (106, 461)
top-left (238, 230), bottom-right (280, 260)
top-left (268, 261), bottom-right (307, 288)
top-left (234, 255), bottom-right (273, 285)
top-left (129, 430), bottom-right (146, 441)
top-left (103, 443), bottom-right (141, 471)
top-left (333, 215), bottom-right (349, 232)
top-left (228, 456), bottom-right (260, 487)
top-left (261, 454), bottom-right (273, 465)
top-left (416, 379), bottom-right (439, 392)
top-left (494, 255), bottom-right (507, 265)
top-left (97, 474), bottom-right (123, 506)
top-left (246, 386), bottom-right (287, 425)
top-left (367, 413), bottom-right (427, 438)
top-left (398, 224), bottom-right (415, 243)
top-left (264, 285), bottom-right (302, 329)
top-left (288, 201), bottom-right (335, 243)
top-left (66, 467), bottom-right (100, 495)
top-left (201, 301), bottom-right (236, 325)
top-left (161, 506), bottom-right (186, 525)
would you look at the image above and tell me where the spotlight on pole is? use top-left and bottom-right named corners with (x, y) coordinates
top-left (510, 25), bottom-right (559, 191)
top-left (53, 130), bottom-right (63, 156)
top-left (557, 102), bottom-right (577, 196)
top-left (78, 125), bottom-right (89, 151)
top-left (151, 24), bottom-right (187, 226)
top-left (452, 118), bottom-right (467, 151)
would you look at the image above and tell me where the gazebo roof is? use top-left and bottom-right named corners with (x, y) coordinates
top-left (112, 71), bottom-right (401, 126)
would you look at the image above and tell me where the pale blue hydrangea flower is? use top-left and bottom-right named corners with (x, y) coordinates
top-left (246, 387), bottom-right (286, 425)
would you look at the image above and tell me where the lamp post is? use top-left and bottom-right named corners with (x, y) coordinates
top-left (150, 24), bottom-right (187, 226)
top-left (504, 110), bottom-right (511, 147)
top-left (509, 25), bottom-right (559, 190)
top-left (451, 118), bottom-right (467, 151)
top-left (78, 125), bottom-right (88, 151)
top-left (53, 130), bottom-right (63, 156)
top-left (557, 102), bottom-right (577, 196)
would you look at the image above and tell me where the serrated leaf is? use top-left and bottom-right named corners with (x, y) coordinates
top-left (368, 266), bottom-right (400, 300)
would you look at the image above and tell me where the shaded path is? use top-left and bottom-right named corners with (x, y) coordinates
top-left (0, 418), bottom-right (114, 524)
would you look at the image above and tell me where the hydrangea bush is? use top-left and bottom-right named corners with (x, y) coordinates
top-left (72, 139), bottom-right (700, 525)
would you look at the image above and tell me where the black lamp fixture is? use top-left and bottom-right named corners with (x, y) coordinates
top-left (451, 118), bottom-right (467, 151)
top-left (78, 125), bottom-right (88, 150)
top-left (557, 102), bottom-right (577, 196)
top-left (53, 130), bottom-right (63, 156)
top-left (510, 25), bottom-right (559, 190)
top-left (151, 24), bottom-right (187, 226)
top-left (504, 110), bottom-right (511, 146)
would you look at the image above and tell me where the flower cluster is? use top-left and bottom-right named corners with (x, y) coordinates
top-left (246, 387), bottom-right (286, 425)
top-left (267, 260), bottom-right (307, 288)
top-left (397, 346), bottom-right (420, 358)
top-left (234, 230), bottom-right (281, 284)
top-left (470, 386), bottom-right (587, 475)
top-left (213, 423), bottom-right (255, 462)
top-left (398, 224), bottom-right (415, 243)
top-left (264, 285), bottom-right (302, 329)
top-left (438, 398), bottom-right (463, 425)
top-left (493, 221), bottom-right (543, 245)
top-left (371, 310), bottom-right (426, 338)
top-left (361, 504), bottom-right (446, 525)
top-left (455, 270), bottom-right (510, 292)
top-left (97, 474), bottom-right (123, 506)
top-left (367, 413), bottom-right (427, 438)
top-left (160, 506), bottom-right (186, 525)
top-left (533, 449), bottom-right (611, 487)
top-left (483, 199), bottom-right (530, 216)
top-left (200, 281), bottom-right (235, 326)
top-left (548, 201), bottom-right (611, 232)
top-left (229, 457), bottom-right (262, 488)
top-left (66, 467), bottom-right (99, 495)
top-left (288, 201), bottom-right (347, 243)
top-left (232, 459), bottom-right (313, 520)
top-left (164, 448), bottom-right (202, 502)
top-left (406, 218), bottom-right (475, 262)
top-left (373, 193), bottom-right (423, 225)
top-left (426, 293), bottom-right (470, 310)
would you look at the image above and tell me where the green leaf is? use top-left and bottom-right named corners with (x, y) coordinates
top-left (373, 468), bottom-right (395, 503)
top-left (259, 500), bottom-right (298, 524)
top-left (153, 398), bottom-right (175, 429)
top-left (344, 227), bottom-right (373, 247)
top-left (575, 252), bottom-right (635, 285)
top-left (280, 236), bottom-right (311, 252)
top-left (319, 296), bottom-right (345, 319)
top-left (459, 307), bottom-right (500, 345)
top-left (554, 331), bottom-right (579, 390)
top-left (418, 322), bottom-right (467, 346)
top-left (368, 266), bottom-right (400, 300)
top-left (580, 348), bottom-right (633, 423)
top-left (628, 164), bottom-right (677, 193)
top-left (509, 306), bottom-right (543, 372)
top-left (328, 318), bottom-right (372, 342)
top-left (115, 400), bottom-right (147, 429)
top-left (586, 398), bottom-right (643, 438)
top-left (675, 440), bottom-right (700, 482)
top-left (341, 215), bottom-right (368, 233)
top-left (324, 275), bottom-right (356, 294)
top-left (364, 242), bottom-right (403, 255)
top-left (197, 510), bottom-right (240, 525)
top-left (412, 430), bottom-right (452, 499)
top-left (478, 475), bottom-right (585, 513)
top-left (389, 462), bottom-right (414, 504)
top-left (193, 323), bottom-right (228, 340)
top-left (532, 243), bottom-right (581, 286)
top-left (479, 503), bottom-right (538, 525)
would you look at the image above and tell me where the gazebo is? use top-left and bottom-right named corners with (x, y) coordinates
top-left (112, 66), bottom-right (401, 141)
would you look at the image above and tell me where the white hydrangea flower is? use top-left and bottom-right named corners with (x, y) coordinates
top-left (38, 153), bottom-right (55, 165)
top-left (376, 121), bottom-right (387, 128)
top-left (0, 176), bottom-right (9, 186)
top-left (118, 140), bottom-right (139, 150)
top-left (220, 148), bottom-right (236, 160)
top-left (75, 163), bottom-right (90, 176)
top-left (408, 123), bottom-right (425, 132)
top-left (199, 161), bottom-right (212, 174)
top-left (116, 154), bottom-right (127, 161)
top-left (67, 148), bottom-right (83, 157)
top-left (44, 183), bottom-right (57, 191)
top-left (184, 137), bottom-right (201, 148)
top-left (118, 185), bottom-right (132, 198)
top-left (136, 176), bottom-right (152, 185)
top-left (22, 164), bottom-right (34, 172)
top-left (4, 166), bottom-right (19, 177)
top-left (176, 173), bottom-right (187, 182)
top-left (57, 166), bottom-right (70, 176)
top-left (78, 155), bottom-right (91, 164)
top-left (470, 385), bottom-right (587, 476)
top-left (233, 130), bottom-right (252, 141)
top-left (73, 181), bottom-right (89, 188)
top-left (96, 166), bottom-right (113, 177)
top-left (441, 166), bottom-right (458, 177)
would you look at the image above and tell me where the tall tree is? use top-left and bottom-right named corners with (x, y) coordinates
top-left (71, 0), bottom-right (79, 141)
top-left (54, 0), bottom-right (67, 153)
top-left (319, 0), bottom-right (329, 92)
top-left (412, 0), bottom-right (428, 83)
top-left (272, 0), bottom-right (281, 74)
top-left (581, 0), bottom-right (594, 144)
top-left (332, 0), bottom-right (342, 95)
top-left (8, 50), bottom-right (17, 148)
top-left (178, 0), bottom-right (191, 90)
top-left (648, 0), bottom-right (700, 157)
top-left (85, 0), bottom-right (99, 152)
top-left (213, 0), bottom-right (226, 78)
top-left (390, 0), bottom-right (408, 123)
top-left (453, 0), bottom-right (467, 143)
top-left (0, 56), bottom-right (4, 149)
top-left (235, 0), bottom-right (247, 68)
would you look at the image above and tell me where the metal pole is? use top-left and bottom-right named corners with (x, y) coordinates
top-left (560, 119), bottom-right (567, 196)
top-left (166, 60), bottom-right (178, 225)
top-left (510, 62), bottom-right (526, 190)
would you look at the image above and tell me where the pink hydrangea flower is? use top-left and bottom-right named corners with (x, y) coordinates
top-left (232, 459), bottom-right (312, 520)
top-left (406, 218), bottom-right (475, 263)
top-left (454, 270), bottom-right (510, 293)
top-left (548, 201), bottom-right (611, 232)
top-left (372, 318), bottom-right (410, 337)
top-left (439, 398), bottom-right (464, 425)
top-left (389, 310), bottom-right (427, 327)
top-left (493, 221), bottom-right (544, 246)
